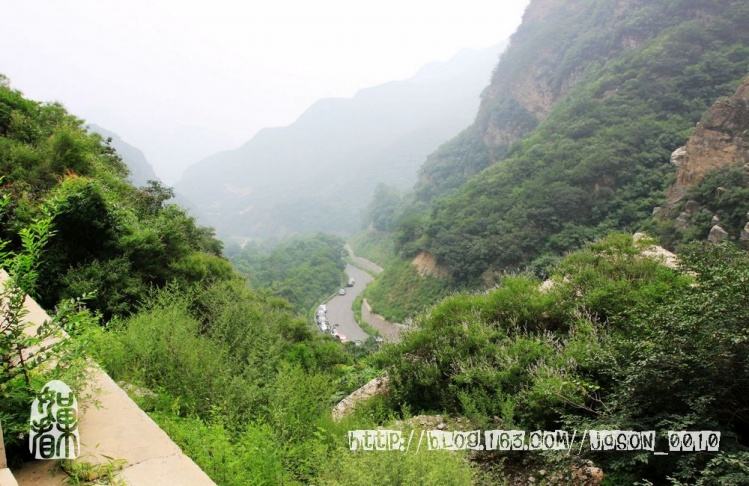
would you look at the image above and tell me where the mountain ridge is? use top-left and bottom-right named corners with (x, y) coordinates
top-left (176, 44), bottom-right (506, 240)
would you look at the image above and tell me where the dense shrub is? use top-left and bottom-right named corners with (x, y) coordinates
top-left (380, 234), bottom-right (748, 482)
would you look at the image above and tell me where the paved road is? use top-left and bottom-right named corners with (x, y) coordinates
top-left (325, 264), bottom-right (373, 342)
top-left (344, 244), bottom-right (383, 275)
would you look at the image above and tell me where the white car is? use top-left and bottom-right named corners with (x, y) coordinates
top-left (338, 288), bottom-right (346, 296)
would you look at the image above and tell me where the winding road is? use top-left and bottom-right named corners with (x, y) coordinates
top-left (325, 264), bottom-right (373, 342)
top-left (323, 250), bottom-right (404, 343)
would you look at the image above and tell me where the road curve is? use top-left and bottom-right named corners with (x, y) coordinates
top-left (324, 264), bottom-right (373, 342)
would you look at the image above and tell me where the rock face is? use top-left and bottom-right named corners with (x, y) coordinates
top-left (670, 146), bottom-right (688, 167)
top-left (667, 77), bottom-right (749, 203)
top-left (411, 251), bottom-right (448, 278)
top-left (708, 225), bottom-right (729, 243)
top-left (571, 462), bottom-right (605, 486)
top-left (332, 376), bottom-right (390, 421)
top-left (633, 233), bottom-right (679, 269)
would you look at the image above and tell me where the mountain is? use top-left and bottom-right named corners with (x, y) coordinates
top-left (391, 0), bottom-right (749, 283)
top-left (175, 45), bottom-right (505, 240)
top-left (88, 124), bottom-right (158, 187)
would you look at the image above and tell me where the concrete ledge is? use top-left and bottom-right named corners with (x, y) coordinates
top-left (0, 468), bottom-right (18, 486)
top-left (1, 270), bottom-right (215, 485)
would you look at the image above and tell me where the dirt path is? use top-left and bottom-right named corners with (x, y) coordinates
top-left (362, 299), bottom-right (405, 343)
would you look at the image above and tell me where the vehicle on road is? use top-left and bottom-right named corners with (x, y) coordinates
top-left (347, 278), bottom-right (355, 287)
top-left (338, 288), bottom-right (346, 295)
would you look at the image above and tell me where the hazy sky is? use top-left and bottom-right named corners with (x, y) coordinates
top-left (1, 0), bottom-right (529, 183)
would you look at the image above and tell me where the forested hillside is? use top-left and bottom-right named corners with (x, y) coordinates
top-left (382, 0), bottom-right (749, 285)
top-left (227, 234), bottom-right (346, 312)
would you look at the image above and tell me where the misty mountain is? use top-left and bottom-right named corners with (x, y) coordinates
top-left (176, 44), bottom-right (505, 241)
top-left (88, 124), bottom-right (158, 187)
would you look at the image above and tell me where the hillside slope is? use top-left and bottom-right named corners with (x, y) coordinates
top-left (396, 0), bottom-right (749, 283)
top-left (88, 124), bottom-right (158, 187)
top-left (176, 45), bottom-right (504, 240)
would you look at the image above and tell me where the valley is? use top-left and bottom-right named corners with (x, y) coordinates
top-left (2, 0), bottom-right (749, 484)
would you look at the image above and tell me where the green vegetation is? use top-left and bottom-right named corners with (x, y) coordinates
top-left (3, 0), bottom-right (749, 483)
top-left (395, 0), bottom-right (749, 285)
top-left (364, 260), bottom-right (451, 322)
top-left (378, 235), bottom-right (749, 483)
top-left (228, 234), bottom-right (345, 312)
top-left (0, 208), bottom-right (95, 461)
top-left (349, 230), bottom-right (396, 268)
top-left (0, 79), bottom-right (475, 484)
top-left (0, 80), bottom-right (229, 321)
top-left (87, 280), bottom-right (478, 484)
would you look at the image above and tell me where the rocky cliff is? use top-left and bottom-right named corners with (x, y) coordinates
top-left (659, 76), bottom-right (749, 245)
top-left (667, 76), bottom-right (749, 203)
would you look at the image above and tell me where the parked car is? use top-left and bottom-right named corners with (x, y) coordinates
top-left (338, 288), bottom-right (346, 296)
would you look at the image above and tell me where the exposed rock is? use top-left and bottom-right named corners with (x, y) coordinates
top-left (332, 375), bottom-right (390, 421)
top-left (571, 461), bottom-right (605, 486)
top-left (708, 225), bottom-right (729, 243)
top-left (411, 251), bottom-right (448, 278)
top-left (633, 233), bottom-right (679, 269)
top-left (671, 146), bottom-right (688, 166)
top-left (666, 76), bottom-right (749, 204)
top-left (711, 214), bottom-right (721, 225)
top-left (539, 279), bottom-right (556, 293)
